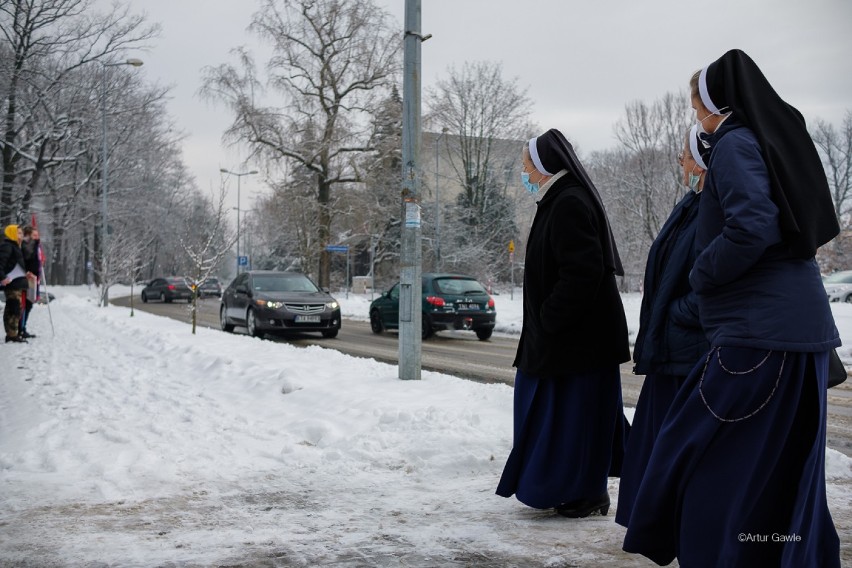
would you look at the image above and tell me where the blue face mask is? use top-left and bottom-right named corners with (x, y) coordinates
top-left (521, 171), bottom-right (540, 194)
top-left (688, 172), bottom-right (702, 192)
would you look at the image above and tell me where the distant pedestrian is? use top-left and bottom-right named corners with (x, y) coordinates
top-left (615, 125), bottom-right (710, 527)
top-left (19, 225), bottom-right (40, 339)
top-left (496, 128), bottom-right (630, 518)
top-left (1, 224), bottom-right (32, 343)
top-left (623, 49), bottom-right (841, 568)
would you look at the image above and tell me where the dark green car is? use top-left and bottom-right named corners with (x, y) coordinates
top-left (369, 273), bottom-right (496, 340)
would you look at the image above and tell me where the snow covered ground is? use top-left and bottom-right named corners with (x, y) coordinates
top-left (0, 286), bottom-right (850, 567)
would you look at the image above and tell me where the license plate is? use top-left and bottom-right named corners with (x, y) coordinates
top-left (295, 315), bottom-right (321, 323)
top-left (458, 303), bottom-right (479, 310)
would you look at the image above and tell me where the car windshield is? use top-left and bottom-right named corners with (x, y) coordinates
top-left (824, 272), bottom-right (852, 284)
top-left (202, 279), bottom-right (219, 286)
top-left (253, 274), bottom-right (319, 293)
top-left (167, 277), bottom-right (188, 286)
top-left (433, 277), bottom-right (488, 295)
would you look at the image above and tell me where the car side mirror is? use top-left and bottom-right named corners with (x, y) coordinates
top-left (322, 287), bottom-right (330, 293)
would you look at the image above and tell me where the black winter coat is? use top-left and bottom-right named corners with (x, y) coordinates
top-left (0, 237), bottom-right (28, 290)
top-left (21, 239), bottom-right (40, 276)
top-left (513, 173), bottom-right (630, 376)
top-left (633, 190), bottom-right (708, 377)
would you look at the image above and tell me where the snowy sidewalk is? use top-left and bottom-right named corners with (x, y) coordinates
top-left (1, 289), bottom-right (850, 567)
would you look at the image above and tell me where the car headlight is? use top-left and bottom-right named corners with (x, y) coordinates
top-left (267, 301), bottom-right (285, 309)
top-left (326, 301), bottom-right (339, 310)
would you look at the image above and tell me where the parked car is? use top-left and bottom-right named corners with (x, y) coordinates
top-left (219, 270), bottom-right (341, 338)
top-left (823, 270), bottom-right (852, 303)
top-left (141, 277), bottom-right (193, 303)
top-left (369, 273), bottom-right (496, 340)
top-left (197, 277), bottom-right (223, 298)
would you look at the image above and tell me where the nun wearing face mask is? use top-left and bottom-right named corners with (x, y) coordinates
top-left (495, 128), bottom-right (630, 518)
top-left (615, 125), bottom-right (710, 528)
top-left (623, 49), bottom-right (841, 568)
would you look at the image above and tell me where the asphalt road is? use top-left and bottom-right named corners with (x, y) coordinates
top-left (112, 293), bottom-right (852, 457)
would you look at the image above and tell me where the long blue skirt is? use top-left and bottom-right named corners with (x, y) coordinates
top-left (615, 372), bottom-right (686, 527)
top-left (495, 366), bottom-right (629, 509)
top-left (623, 348), bottom-right (840, 567)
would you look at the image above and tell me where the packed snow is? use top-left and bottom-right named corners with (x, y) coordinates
top-left (0, 286), bottom-right (850, 566)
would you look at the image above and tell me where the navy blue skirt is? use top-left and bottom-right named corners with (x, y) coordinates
top-left (495, 366), bottom-right (629, 509)
top-left (615, 372), bottom-right (686, 527)
top-left (622, 348), bottom-right (840, 567)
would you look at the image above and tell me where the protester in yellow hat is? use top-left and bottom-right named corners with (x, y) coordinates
top-left (1, 224), bottom-right (32, 343)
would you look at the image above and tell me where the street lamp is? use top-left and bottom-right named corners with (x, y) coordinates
top-left (435, 127), bottom-right (448, 271)
top-left (101, 57), bottom-right (143, 307)
top-left (220, 168), bottom-right (258, 274)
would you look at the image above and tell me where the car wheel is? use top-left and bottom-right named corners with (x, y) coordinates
top-left (422, 314), bottom-right (433, 340)
top-left (322, 329), bottom-right (339, 339)
top-left (370, 309), bottom-right (384, 334)
top-left (220, 305), bottom-right (234, 333)
top-left (141, 292), bottom-right (148, 303)
top-left (246, 308), bottom-right (262, 338)
top-left (475, 328), bottom-right (493, 341)
top-left (846, 293), bottom-right (852, 304)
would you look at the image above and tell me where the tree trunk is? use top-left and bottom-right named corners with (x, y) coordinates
top-left (318, 177), bottom-right (331, 288)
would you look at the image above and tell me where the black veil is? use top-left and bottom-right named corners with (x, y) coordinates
top-left (699, 49), bottom-right (838, 258)
top-left (532, 129), bottom-right (624, 276)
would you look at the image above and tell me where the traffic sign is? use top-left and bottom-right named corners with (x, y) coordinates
top-left (326, 245), bottom-right (349, 253)
top-left (238, 255), bottom-right (249, 266)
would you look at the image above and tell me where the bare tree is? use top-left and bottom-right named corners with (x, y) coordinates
top-left (0, 0), bottom-right (158, 224)
top-left (199, 0), bottom-right (400, 288)
top-left (812, 112), bottom-right (852, 224)
top-left (812, 111), bottom-right (852, 271)
top-left (178, 185), bottom-right (237, 334)
top-left (427, 61), bottom-right (535, 281)
top-left (595, 91), bottom-right (691, 288)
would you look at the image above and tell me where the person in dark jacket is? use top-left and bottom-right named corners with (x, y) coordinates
top-left (615, 125), bottom-right (710, 528)
top-left (19, 225), bottom-right (40, 339)
top-left (0, 224), bottom-right (32, 343)
top-left (496, 128), bottom-right (630, 518)
top-left (623, 49), bottom-right (841, 568)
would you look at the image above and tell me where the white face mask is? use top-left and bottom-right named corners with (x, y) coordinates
top-left (696, 112), bottom-right (715, 136)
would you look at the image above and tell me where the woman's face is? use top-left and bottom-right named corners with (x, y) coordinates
top-left (692, 95), bottom-right (725, 134)
top-left (679, 143), bottom-right (705, 190)
top-left (521, 151), bottom-right (547, 185)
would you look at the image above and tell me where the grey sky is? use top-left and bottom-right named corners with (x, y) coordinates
top-left (121, 0), bottom-right (852, 214)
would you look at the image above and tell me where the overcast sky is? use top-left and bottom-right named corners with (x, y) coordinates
top-left (112, 0), bottom-right (852, 215)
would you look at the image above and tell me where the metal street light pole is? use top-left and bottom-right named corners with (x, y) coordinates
top-left (400, 0), bottom-right (428, 380)
top-left (220, 168), bottom-right (258, 274)
top-left (101, 58), bottom-right (143, 308)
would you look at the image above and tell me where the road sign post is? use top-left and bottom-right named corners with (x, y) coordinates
top-left (326, 245), bottom-right (350, 298)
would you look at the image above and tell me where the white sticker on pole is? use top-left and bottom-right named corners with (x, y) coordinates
top-left (405, 201), bottom-right (421, 228)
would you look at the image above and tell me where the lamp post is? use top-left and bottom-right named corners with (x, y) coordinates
top-left (220, 168), bottom-right (258, 274)
top-left (101, 58), bottom-right (143, 307)
top-left (435, 127), bottom-right (448, 271)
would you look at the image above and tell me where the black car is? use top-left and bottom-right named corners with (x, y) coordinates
top-left (141, 277), bottom-right (193, 303)
top-left (369, 273), bottom-right (496, 340)
top-left (220, 271), bottom-right (341, 338)
top-left (198, 277), bottom-right (223, 298)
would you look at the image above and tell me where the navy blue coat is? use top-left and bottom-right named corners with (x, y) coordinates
top-left (690, 117), bottom-right (839, 352)
top-left (514, 173), bottom-right (630, 376)
top-left (633, 190), bottom-right (708, 377)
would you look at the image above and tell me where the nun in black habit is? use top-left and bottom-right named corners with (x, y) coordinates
top-left (495, 129), bottom-right (630, 518)
top-left (623, 50), bottom-right (841, 567)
